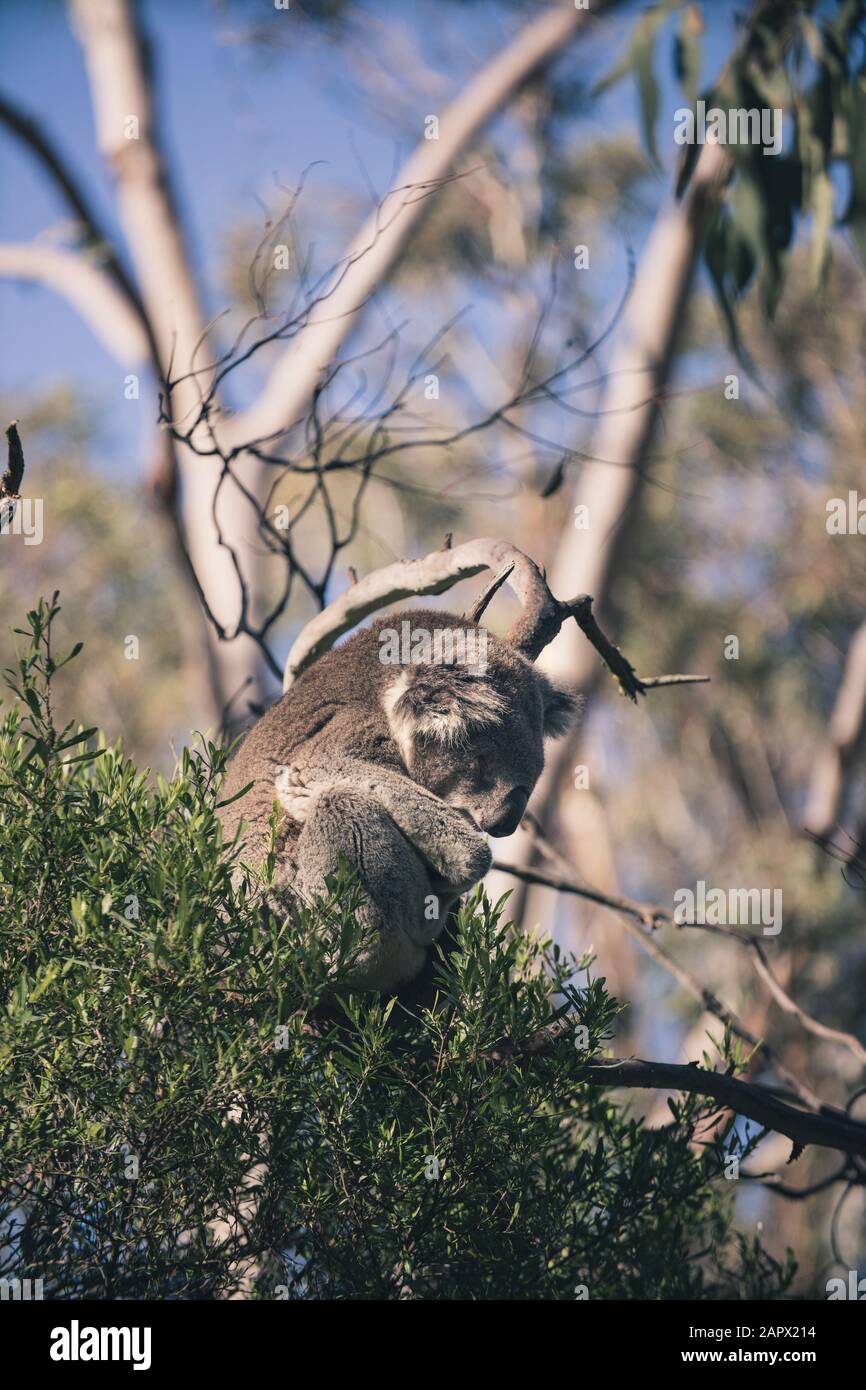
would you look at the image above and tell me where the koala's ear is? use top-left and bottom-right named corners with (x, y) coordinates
top-left (382, 668), bottom-right (506, 762)
top-left (540, 680), bottom-right (582, 738)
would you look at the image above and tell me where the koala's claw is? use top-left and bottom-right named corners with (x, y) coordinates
top-left (429, 830), bottom-right (491, 891)
top-left (466, 835), bottom-right (493, 882)
top-left (272, 764), bottom-right (315, 823)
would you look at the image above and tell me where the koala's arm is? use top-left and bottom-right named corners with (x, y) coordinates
top-left (353, 763), bottom-right (492, 889)
top-left (277, 758), bottom-right (491, 892)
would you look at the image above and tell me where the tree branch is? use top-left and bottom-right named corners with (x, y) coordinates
top-left (804, 619), bottom-right (866, 841)
top-left (486, 1017), bottom-right (866, 1160)
top-left (747, 938), bottom-right (866, 1067)
top-left (282, 536), bottom-right (711, 694)
top-left (70, 0), bottom-right (265, 720)
top-left (0, 241), bottom-right (149, 364)
top-left (483, 135), bottom-right (731, 920)
top-left (580, 1057), bottom-right (866, 1161)
top-left (0, 89), bottom-right (151, 341)
top-left (283, 537), bottom-right (549, 686)
top-left (0, 87), bottom-right (177, 502)
top-left (563, 593), bottom-right (708, 701)
top-left (494, 831), bottom-right (866, 1075)
top-left (492, 851), bottom-right (823, 1111)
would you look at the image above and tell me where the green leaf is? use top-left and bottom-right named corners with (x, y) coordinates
top-left (29, 963), bottom-right (60, 1002)
top-left (674, 4), bottom-right (702, 109)
top-left (635, 18), bottom-right (661, 168)
top-left (56, 727), bottom-right (98, 752)
top-left (56, 641), bottom-right (84, 670)
top-left (216, 780), bottom-right (256, 809)
top-left (593, 4), bottom-right (674, 166)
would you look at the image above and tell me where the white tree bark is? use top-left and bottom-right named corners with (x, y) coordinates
top-left (70, 0), bottom-right (263, 725)
top-left (485, 141), bottom-right (731, 916)
top-left (804, 618), bottom-right (866, 838)
top-left (0, 241), bottom-right (148, 364)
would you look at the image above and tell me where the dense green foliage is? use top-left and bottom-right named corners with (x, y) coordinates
top-left (597, 0), bottom-right (866, 326)
top-left (0, 600), bottom-right (795, 1299)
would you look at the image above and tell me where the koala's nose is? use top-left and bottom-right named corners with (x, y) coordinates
top-left (485, 786), bottom-right (529, 837)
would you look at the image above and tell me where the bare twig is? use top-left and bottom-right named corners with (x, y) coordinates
top-left (508, 816), bottom-right (866, 1072)
top-left (492, 851), bottom-right (822, 1110)
top-left (464, 563), bottom-right (514, 624)
top-left (748, 940), bottom-right (866, 1067)
top-left (566, 594), bottom-right (709, 701)
top-left (219, 0), bottom-right (611, 452)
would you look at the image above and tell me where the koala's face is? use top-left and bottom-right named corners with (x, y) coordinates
top-left (409, 717), bottom-right (541, 836)
top-left (381, 639), bottom-right (577, 837)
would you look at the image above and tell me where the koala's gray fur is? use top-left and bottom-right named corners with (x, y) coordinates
top-left (218, 609), bottom-right (578, 993)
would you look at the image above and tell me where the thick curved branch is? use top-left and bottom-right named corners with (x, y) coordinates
top-left (0, 241), bottom-right (149, 364)
top-left (221, 0), bottom-right (611, 451)
top-left (284, 537), bottom-right (540, 685)
top-left (580, 1058), bottom-right (866, 1161)
top-left (283, 536), bottom-right (709, 692)
top-left (69, 0), bottom-right (206, 424)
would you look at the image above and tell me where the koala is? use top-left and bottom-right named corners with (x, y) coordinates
top-left (218, 609), bottom-right (578, 994)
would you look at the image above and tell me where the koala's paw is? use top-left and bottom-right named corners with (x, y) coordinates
top-left (470, 834), bottom-right (494, 882)
top-left (446, 830), bottom-right (492, 891)
top-left (273, 764), bottom-right (314, 823)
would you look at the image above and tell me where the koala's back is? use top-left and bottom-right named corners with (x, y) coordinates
top-left (217, 626), bottom-right (399, 864)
